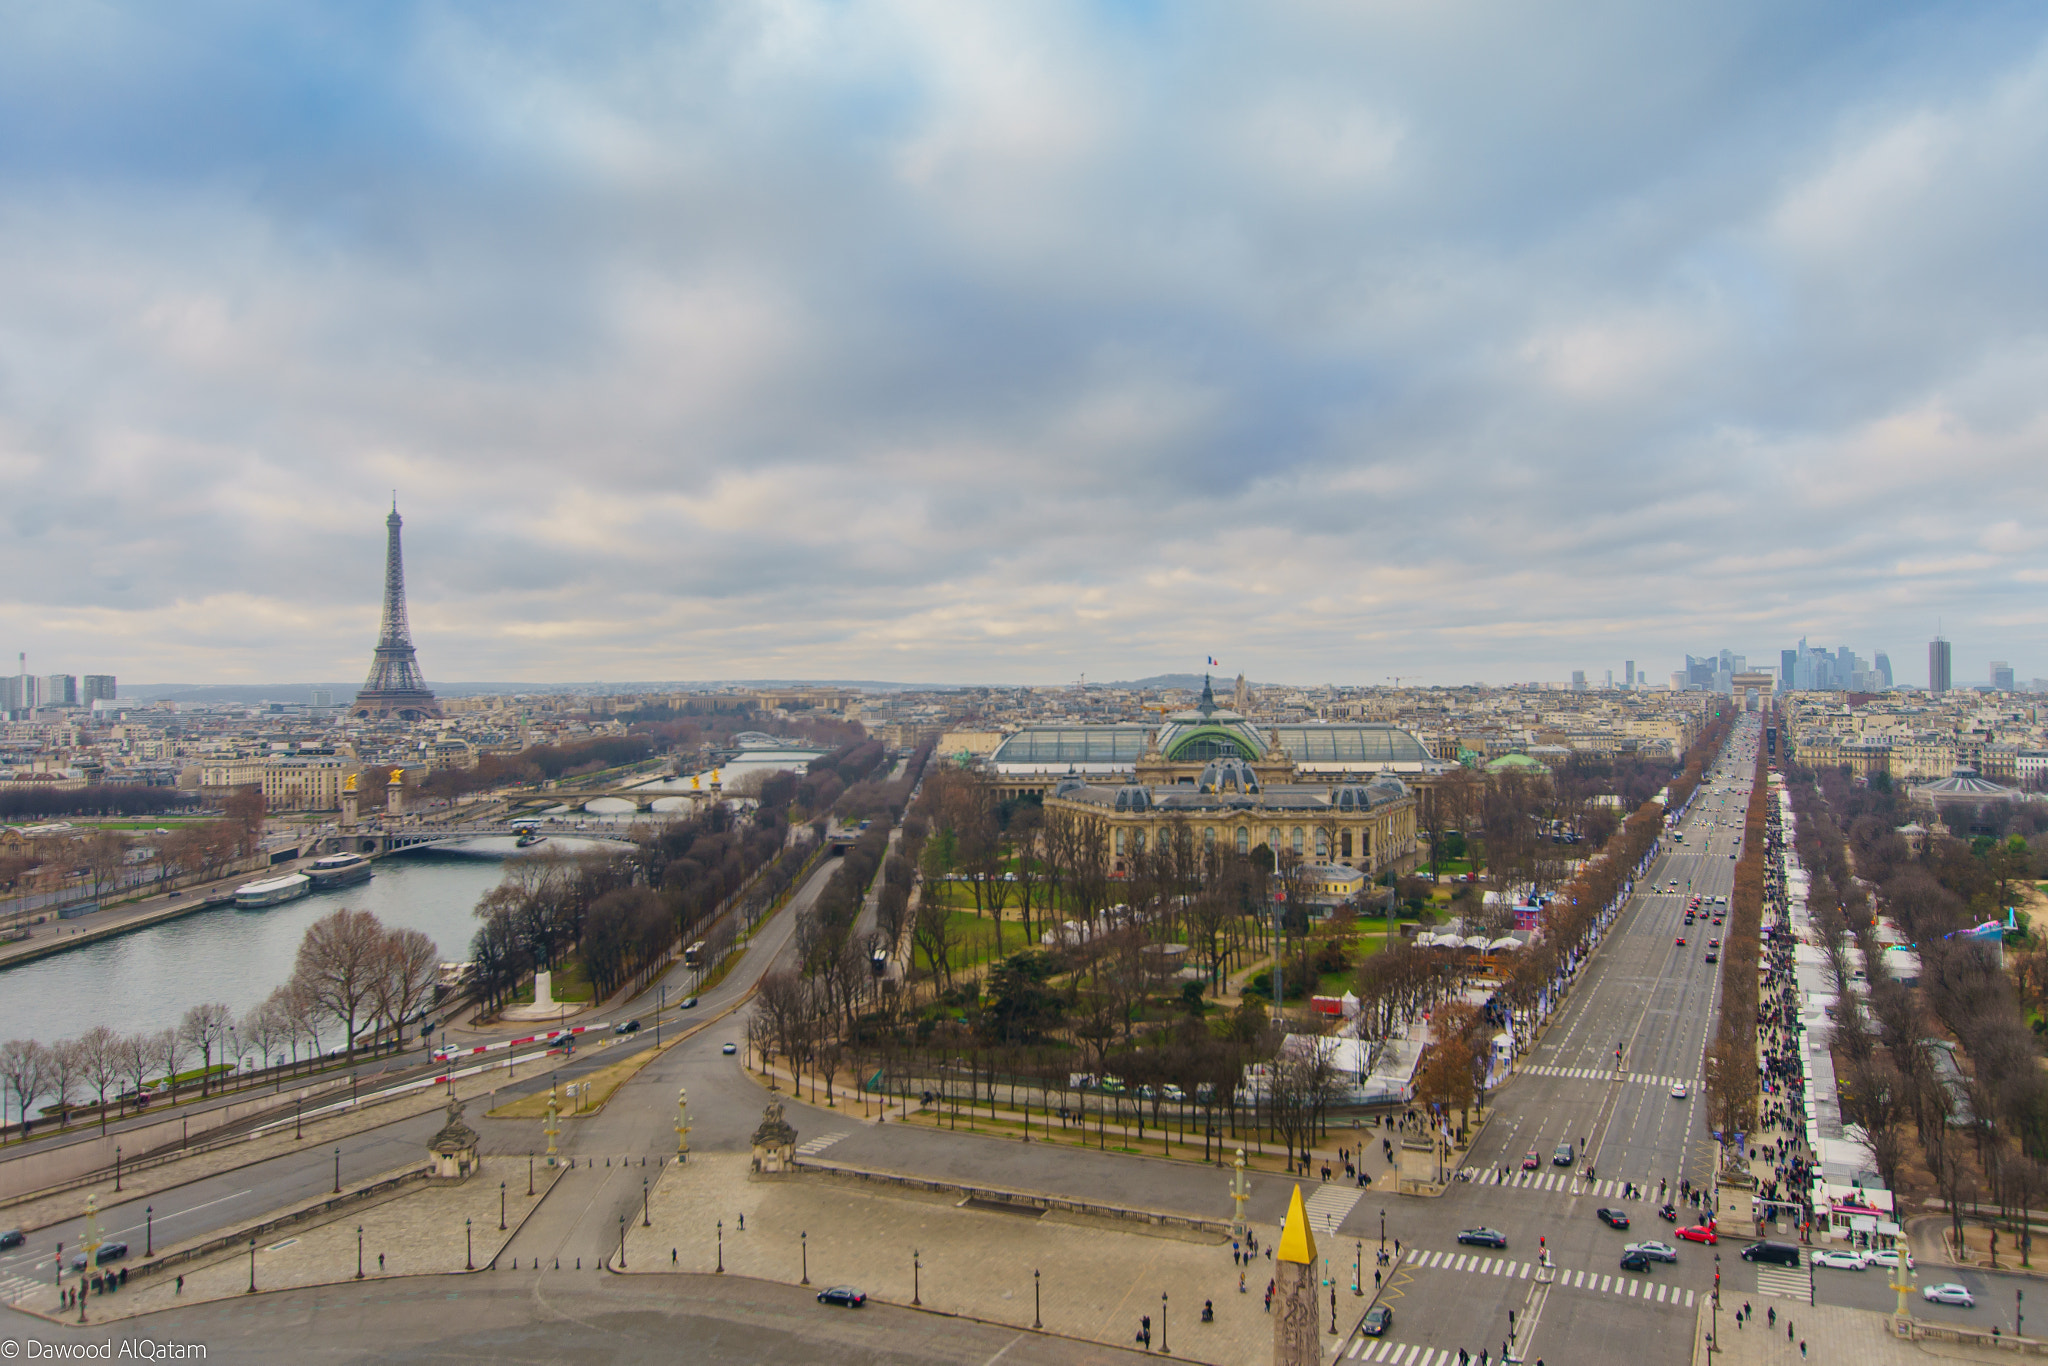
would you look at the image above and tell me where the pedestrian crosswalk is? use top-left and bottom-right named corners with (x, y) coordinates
top-left (1453, 1166), bottom-right (1653, 1200)
top-left (1403, 1248), bottom-right (1699, 1306)
top-left (1519, 1064), bottom-right (1695, 1089)
top-left (1304, 1183), bottom-right (1367, 1234)
top-left (1404, 1249), bottom-right (1536, 1280)
top-left (793, 1131), bottom-right (849, 1157)
top-left (0, 1273), bottom-right (44, 1305)
top-left (1752, 1265), bottom-right (1810, 1300)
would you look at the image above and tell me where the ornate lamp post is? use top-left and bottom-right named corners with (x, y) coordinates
top-left (1229, 1148), bottom-right (1250, 1242)
top-left (355, 1226), bottom-right (364, 1279)
top-left (246, 1237), bottom-right (256, 1295)
top-left (144, 1205), bottom-right (153, 1257)
top-left (1033, 1268), bottom-right (1042, 1330)
top-left (1161, 1290), bottom-right (1170, 1355)
top-left (500, 1181), bottom-right (507, 1231)
top-left (716, 1219), bottom-right (724, 1274)
top-left (642, 1177), bottom-right (651, 1229)
top-left (466, 1218), bottom-right (474, 1271)
top-left (800, 1230), bottom-right (808, 1286)
top-left (913, 1248), bottom-right (921, 1306)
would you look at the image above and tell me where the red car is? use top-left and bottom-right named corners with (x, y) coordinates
top-left (1675, 936), bottom-right (1686, 946)
top-left (1522, 1150), bottom-right (1540, 1171)
top-left (1676, 1223), bottom-right (1718, 1245)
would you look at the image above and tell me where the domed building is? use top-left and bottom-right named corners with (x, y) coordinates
top-left (1020, 680), bottom-right (1424, 879)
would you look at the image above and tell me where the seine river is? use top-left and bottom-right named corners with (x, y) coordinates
top-left (0, 837), bottom-right (623, 1050)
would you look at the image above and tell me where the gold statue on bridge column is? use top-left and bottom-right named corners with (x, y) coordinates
top-left (386, 767), bottom-right (406, 819)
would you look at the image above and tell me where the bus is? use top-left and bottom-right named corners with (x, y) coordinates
top-left (682, 940), bottom-right (707, 969)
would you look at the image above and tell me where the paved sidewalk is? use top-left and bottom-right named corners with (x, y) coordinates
top-left (1694, 1300), bottom-right (2023, 1366)
top-left (16, 1157), bottom-right (551, 1323)
top-left (623, 1152), bottom-right (1346, 1366)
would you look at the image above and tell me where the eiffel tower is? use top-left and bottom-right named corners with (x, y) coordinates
top-left (351, 500), bottom-right (441, 721)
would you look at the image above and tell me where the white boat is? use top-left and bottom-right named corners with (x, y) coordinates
top-left (234, 873), bottom-right (312, 908)
top-left (306, 852), bottom-right (374, 889)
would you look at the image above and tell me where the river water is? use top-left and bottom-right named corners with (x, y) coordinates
top-left (0, 837), bottom-right (624, 1049)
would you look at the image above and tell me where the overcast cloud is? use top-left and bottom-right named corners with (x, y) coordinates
top-left (3, 1), bottom-right (2046, 689)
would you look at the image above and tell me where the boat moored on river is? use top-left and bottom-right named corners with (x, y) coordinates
top-left (234, 872), bottom-right (312, 908)
top-left (306, 852), bottom-right (374, 889)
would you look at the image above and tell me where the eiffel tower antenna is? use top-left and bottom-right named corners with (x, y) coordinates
top-left (351, 498), bottom-right (441, 721)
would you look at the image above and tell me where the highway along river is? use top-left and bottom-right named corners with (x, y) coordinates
top-left (0, 837), bottom-right (621, 1048)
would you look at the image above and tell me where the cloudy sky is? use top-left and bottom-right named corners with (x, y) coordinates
top-left (4, 2), bottom-right (2046, 689)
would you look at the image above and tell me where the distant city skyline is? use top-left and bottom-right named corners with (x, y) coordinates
top-left (4, 6), bottom-right (2047, 685)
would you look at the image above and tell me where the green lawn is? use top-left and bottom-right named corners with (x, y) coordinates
top-left (937, 910), bottom-right (1018, 973)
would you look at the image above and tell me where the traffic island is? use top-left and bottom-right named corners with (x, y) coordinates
top-left (618, 1151), bottom-right (1338, 1366)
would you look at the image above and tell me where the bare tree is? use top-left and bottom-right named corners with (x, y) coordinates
top-left (118, 1032), bottom-right (155, 1109)
top-left (371, 927), bottom-right (441, 1053)
top-left (293, 907), bottom-right (387, 1060)
top-left (76, 1025), bottom-right (123, 1132)
top-left (151, 1029), bottom-right (185, 1105)
top-left (45, 1037), bottom-right (83, 1127)
top-left (179, 1003), bottom-right (234, 1098)
top-left (239, 998), bottom-right (289, 1077)
top-left (0, 1039), bottom-right (47, 1134)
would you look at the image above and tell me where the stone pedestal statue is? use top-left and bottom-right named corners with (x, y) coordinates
top-left (749, 1099), bottom-right (797, 1175)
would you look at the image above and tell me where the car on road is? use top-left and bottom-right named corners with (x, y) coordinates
top-left (680, 996), bottom-right (698, 1009)
top-left (1362, 1305), bottom-right (1394, 1336)
top-left (1619, 1250), bottom-right (1653, 1273)
top-left (70, 1242), bottom-right (128, 1270)
top-left (1596, 1208), bottom-right (1630, 1229)
top-left (1675, 936), bottom-right (1686, 946)
top-left (721, 1042), bottom-right (738, 1055)
top-left (1671, 1082), bottom-right (1688, 1099)
top-left (817, 1286), bottom-right (867, 1307)
top-left (0, 1229), bottom-right (21, 1249)
top-left (1623, 1241), bottom-right (1678, 1263)
top-left (1813, 1249), bottom-right (1870, 1270)
top-left (1552, 1142), bottom-right (1574, 1166)
top-left (614, 1019), bottom-right (640, 1034)
top-left (1521, 1150), bottom-right (1540, 1171)
top-left (1923, 1283), bottom-right (1975, 1307)
top-left (1457, 1228), bottom-right (1509, 1249)
top-left (1703, 951), bottom-right (1719, 963)
top-left (1868, 1248), bottom-right (1915, 1270)
top-left (1707, 939), bottom-right (1721, 949)
top-left (1675, 1223), bottom-right (1718, 1245)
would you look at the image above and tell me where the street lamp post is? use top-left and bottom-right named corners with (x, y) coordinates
top-left (144, 1206), bottom-right (152, 1257)
top-left (355, 1226), bottom-right (364, 1279)
top-left (1354, 1240), bottom-right (1363, 1296)
top-left (528, 1152), bottom-right (535, 1196)
top-left (642, 1177), bottom-right (650, 1228)
top-left (800, 1230), bottom-right (808, 1286)
top-left (1161, 1290), bottom-right (1170, 1355)
top-left (500, 1181), bottom-right (507, 1231)
top-left (716, 1220), bottom-right (724, 1274)
top-left (1033, 1269), bottom-right (1041, 1330)
top-left (247, 1238), bottom-right (257, 1295)
top-left (615, 1214), bottom-right (624, 1270)
top-left (333, 1146), bottom-right (341, 1194)
top-left (114, 1146), bottom-right (121, 1192)
top-left (1380, 1208), bottom-right (1387, 1257)
top-left (466, 1218), bottom-right (474, 1271)
top-left (913, 1248), bottom-right (921, 1305)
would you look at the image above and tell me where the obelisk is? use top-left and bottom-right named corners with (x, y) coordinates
top-left (1273, 1183), bottom-right (1321, 1366)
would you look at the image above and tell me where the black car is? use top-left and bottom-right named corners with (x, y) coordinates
top-left (614, 1019), bottom-right (640, 1035)
top-left (1596, 1207), bottom-right (1630, 1229)
top-left (1363, 1305), bottom-right (1394, 1336)
top-left (0, 1229), bottom-right (21, 1250)
top-left (70, 1242), bottom-right (128, 1270)
top-left (1620, 1250), bottom-right (1652, 1273)
top-left (680, 996), bottom-right (698, 1009)
top-left (1457, 1228), bottom-right (1508, 1249)
top-left (817, 1286), bottom-right (867, 1307)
